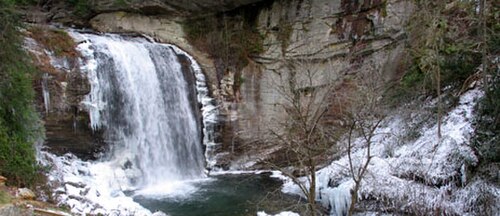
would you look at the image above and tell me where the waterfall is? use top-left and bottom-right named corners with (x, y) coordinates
top-left (42, 73), bottom-right (50, 115)
top-left (78, 33), bottom-right (206, 187)
top-left (38, 32), bottom-right (217, 215)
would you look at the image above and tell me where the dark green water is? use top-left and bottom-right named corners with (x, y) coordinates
top-left (134, 173), bottom-right (298, 216)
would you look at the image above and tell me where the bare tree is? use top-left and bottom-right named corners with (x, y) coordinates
top-left (265, 57), bottom-right (389, 215)
top-left (266, 59), bottom-right (341, 216)
top-left (343, 77), bottom-right (386, 215)
top-left (408, 0), bottom-right (447, 140)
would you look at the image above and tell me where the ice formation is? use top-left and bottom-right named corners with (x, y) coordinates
top-left (280, 88), bottom-right (499, 215)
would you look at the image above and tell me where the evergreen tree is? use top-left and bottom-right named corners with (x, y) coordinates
top-left (0, 0), bottom-right (42, 187)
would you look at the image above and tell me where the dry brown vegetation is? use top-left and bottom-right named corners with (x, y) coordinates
top-left (28, 26), bottom-right (78, 58)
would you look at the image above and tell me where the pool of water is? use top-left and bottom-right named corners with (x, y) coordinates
top-left (134, 173), bottom-right (299, 216)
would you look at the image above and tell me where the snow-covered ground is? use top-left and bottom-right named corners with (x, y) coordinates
top-left (258, 211), bottom-right (300, 216)
top-left (38, 152), bottom-right (158, 215)
top-left (278, 88), bottom-right (500, 215)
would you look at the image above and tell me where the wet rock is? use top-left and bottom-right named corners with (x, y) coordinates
top-left (43, 109), bottom-right (105, 161)
top-left (177, 53), bottom-right (204, 147)
top-left (66, 71), bottom-right (91, 105)
top-left (25, 26), bottom-right (105, 161)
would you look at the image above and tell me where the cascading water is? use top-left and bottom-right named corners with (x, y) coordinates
top-left (41, 73), bottom-right (50, 115)
top-left (80, 33), bottom-right (205, 187)
top-left (36, 30), bottom-right (297, 216)
top-left (39, 32), bottom-right (218, 215)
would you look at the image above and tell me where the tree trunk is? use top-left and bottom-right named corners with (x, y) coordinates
top-left (480, 0), bottom-right (488, 92)
top-left (348, 182), bottom-right (359, 216)
top-left (437, 67), bottom-right (442, 140)
top-left (308, 163), bottom-right (316, 216)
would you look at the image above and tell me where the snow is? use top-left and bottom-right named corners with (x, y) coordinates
top-left (257, 211), bottom-right (300, 216)
top-left (39, 152), bottom-right (155, 215)
top-left (280, 88), bottom-right (499, 215)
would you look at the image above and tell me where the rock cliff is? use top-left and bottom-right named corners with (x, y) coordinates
top-left (220, 0), bottom-right (414, 168)
top-left (32, 0), bottom-right (414, 169)
top-left (90, 0), bottom-right (265, 15)
top-left (38, 0), bottom-right (265, 25)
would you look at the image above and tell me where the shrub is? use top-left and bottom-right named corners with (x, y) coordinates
top-left (473, 67), bottom-right (500, 163)
top-left (182, 5), bottom-right (264, 84)
top-left (386, 1), bottom-right (483, 106)
top-left (0, 190), bottom-right (12, 204)
top-left (67, 0), bottom-right (92, 18)
top-left (0, 0), bottom-right (42, 187)
top-left (29, 26), bottom-right (78, 57)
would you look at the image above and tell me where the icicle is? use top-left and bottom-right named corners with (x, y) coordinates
top-left (42, 73), bottom-right (50, 115)
top-left (320, 184), bottom-right (351, 216)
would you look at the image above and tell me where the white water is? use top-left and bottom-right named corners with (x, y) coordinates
top-left (165, 45), bottom-right (219, 170)
top-left (39, 32), bottom-right (218, 215)
top-left (42, 73), bottom-right (50, 115)
top-left (80, 33), bottom-right (205, 186)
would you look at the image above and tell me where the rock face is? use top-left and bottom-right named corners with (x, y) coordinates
top-left (33, 0), bottom-right (414, 169)
top-left (26, 26), bottom-right (104, 160)
top-left (91, 0), bottom-right (265, 15)
top-left (41, 0), bottom-right (265, 26)
top-left (0, 204), bottom-right (32, 216)
top-left (219, 0), bottom-right (414, 168)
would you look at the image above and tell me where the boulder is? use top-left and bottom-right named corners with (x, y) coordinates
top-left (0, 176), bottom-right (6, 186)
top-left (16, 188), bottom-right (36, 200)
